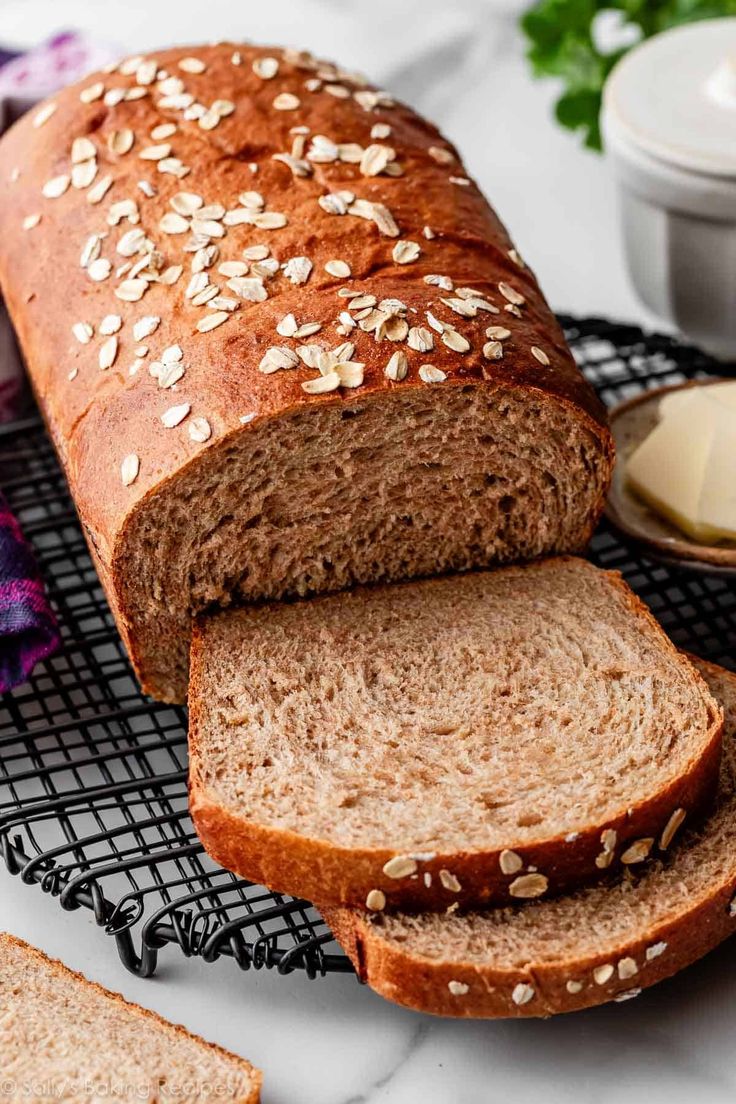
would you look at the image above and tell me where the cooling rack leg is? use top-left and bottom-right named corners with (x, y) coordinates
top-left (114, 930), bottom-right (159, 978)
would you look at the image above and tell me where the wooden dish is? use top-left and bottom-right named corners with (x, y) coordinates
top-left (605, 378), bottom-right (736, 576)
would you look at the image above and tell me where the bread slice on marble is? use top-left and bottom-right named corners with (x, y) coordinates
top-left (0, 933), bottom-right (261, 1101)
top-left (325, 657), bottom-right (736, 1018)
top-left (188, 557), bottom-right (722, 912)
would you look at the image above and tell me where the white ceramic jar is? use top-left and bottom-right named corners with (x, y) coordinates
top-left (602, 19), bottom-right (736, 359)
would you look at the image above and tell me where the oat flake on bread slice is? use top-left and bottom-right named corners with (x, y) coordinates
top-left (325, 656), bottom-right (736, 1017)
top-left (0, 933), bottom-right (261, 1100)
top-left (188, 556), bottom-right (722, 912)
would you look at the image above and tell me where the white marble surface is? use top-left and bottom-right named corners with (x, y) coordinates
top-left (0, 2), bottom-right (726, 1103)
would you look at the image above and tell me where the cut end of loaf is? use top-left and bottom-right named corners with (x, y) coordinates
top-left (188, 557), bottom-right (722, 912)
top-left (324, 657), bottom-right (736, 1019)
top-left (117, 381), bottom-right (611, 702)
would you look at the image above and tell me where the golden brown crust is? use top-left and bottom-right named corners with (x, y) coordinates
top-left (324, 884), bottom-right (736, 1018)
top-left (0, 933), bottom-right (262, 1099)
top-left (0, 43), bottom-right (613, 701)
top-left (188, 560), bottom-right (724, 912)
top-left (323, 658), bottom-right (736, 1018)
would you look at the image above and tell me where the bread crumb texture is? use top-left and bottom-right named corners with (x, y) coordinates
top-left (325, 658), bottom-right (736, 1017)
top-left (0, 934), bottom-right (261, 1101)
top-left (190, 558), bottom-right (721, 909)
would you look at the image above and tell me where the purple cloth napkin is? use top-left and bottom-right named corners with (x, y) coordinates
top-left (0, 493), bottom-right (60, 692)
top-left (0, 32), bottom-right (118, 425)
top-left (0, 32), bottom-right (118, 419)
top-left (0, 32), bottom-right (118, 692)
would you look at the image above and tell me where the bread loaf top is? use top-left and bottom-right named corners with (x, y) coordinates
top-left (0, 42), bottom-right (609, 562)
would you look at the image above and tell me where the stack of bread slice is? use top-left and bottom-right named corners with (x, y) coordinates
top-left (188, 556), bottom-right (735, 1017)
top-left (325, 658), bottom-right (736, 1016)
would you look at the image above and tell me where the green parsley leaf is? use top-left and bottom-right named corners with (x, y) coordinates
top-left (521, 0), bottom-right (736, 150)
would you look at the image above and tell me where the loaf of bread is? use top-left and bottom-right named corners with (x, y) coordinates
top-left (189, 558), bottom-right (722, 911)
top-left (0, 933), bottom-right (261, 1100)
top-left (326, 657), bottom-right (736, 1018)
top-left (0, 43), bottom-right (613, 702)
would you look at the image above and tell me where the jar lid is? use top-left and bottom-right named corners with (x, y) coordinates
top-left (604, 18), bottom-right (736, 176)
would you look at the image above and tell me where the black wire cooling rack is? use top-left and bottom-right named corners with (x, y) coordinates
top-left (1, 315), bottom-right (735, 983)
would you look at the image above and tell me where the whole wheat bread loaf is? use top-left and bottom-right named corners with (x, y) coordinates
top-left (189, 557), bottom-right (722, 911)
top-left (0, 933), bottom-right (261, 1101)
top-left (0, 43), bottom-right (613, 703)
top-left (326, 657), bottom-right (736, 1018)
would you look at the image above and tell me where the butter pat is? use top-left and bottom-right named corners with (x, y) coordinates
top-left (698, 404), bottom-right (736, 540)
top-left (659, 380), bottom-right (736, 420)
top-left (627, 384), bottom-right (736, 543)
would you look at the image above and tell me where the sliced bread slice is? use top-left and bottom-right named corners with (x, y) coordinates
top-left (189, 557), bottom-right (722, 912)
top-left (325, 657), bottom-right (736, 1018)
top-left (0, 934), bottom-right (261, 1101)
